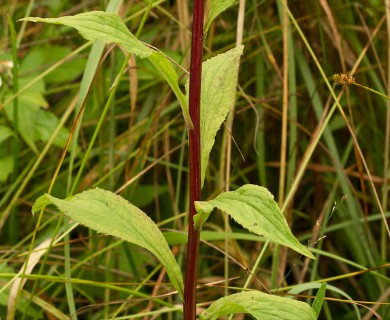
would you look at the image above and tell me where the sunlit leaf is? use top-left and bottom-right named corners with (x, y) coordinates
top-left (194, 184), bottom-right (315, 258)
top-left (32, 188), bottom-right (184, 300)
top-left (200, 291), bottom-right (316, 320)
top-left (186, 45), bottom-right (243, 187)
top-left (21, 11), bottom-right (192, 128)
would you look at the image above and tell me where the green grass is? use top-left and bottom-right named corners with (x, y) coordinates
top-left (0, 0), bottom-right (389, 319)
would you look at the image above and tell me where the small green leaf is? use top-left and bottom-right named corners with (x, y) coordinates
top-left (199, 291), bottom-right (317, 320)
top-left (188, 45), bottom-right (244, 187)
top-left (205, 0), bottom-right (237, 34)
top-left (194, 201), bottom-right (214, 230)
top-left (194, 184), bottom-right (315, 258)
top-left (312, 283), bottom-right (327, 317)
top-left (21, 11), bottom-right (192, 128)
top-left (32, 188), bottom-right (184, 300)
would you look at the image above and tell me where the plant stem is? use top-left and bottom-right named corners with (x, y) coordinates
top-left (184, 0), bottom-right (204, 318)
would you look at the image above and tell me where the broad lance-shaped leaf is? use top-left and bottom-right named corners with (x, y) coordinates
top-left (194, 184), bottom-right (315, 258)
top-left (32, 188), bottom-right (184, 300)
top-left (199, 291), bottom-right (316, 320)
top-left (21, 11), bottom-right (192, 129)
top-left (186, 45), bottom-right (244, 188)
top-left (205, 0), bottom-right (236, 34)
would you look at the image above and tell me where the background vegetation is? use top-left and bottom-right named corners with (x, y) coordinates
top-left (0, 0), bottom-right (389, 319)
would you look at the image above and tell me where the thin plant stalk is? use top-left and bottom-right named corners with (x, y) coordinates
top-left (383, 0), bottom-right (390, 262)
top-left (8, 15), bottom-right (19, 244)
top-left (224, 0), bottom-right (246, 301)
top-left (184, 0), bottom-right (204, 318)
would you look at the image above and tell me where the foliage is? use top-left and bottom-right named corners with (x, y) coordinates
top-left (0, 0), bottom-right (389, 319)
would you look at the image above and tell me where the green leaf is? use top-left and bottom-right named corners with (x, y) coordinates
top-left (0, 126), bottom-right (15, 144)
top-left (20, 45), bottom-right (86, 84)
top-left (4, 96), bottom-right (69, 151)
top-left (35, 109), bottom-right (71, 148)
top-left (32, 188), bottom-right (184, 300)
top-left (4, 76), bottom-right (50, 153)
top-left (5, 98), bottom-right (39, 153)
top-left (288, 282), bottom-right (361, 320)
top-left (199, 291), bottom-right (317, 320)
top-left (312, 283), bottom-right (327, 317)
top-left (188, 45), bottom-right (244, 187)
top-left (205, 0), bottom-right (237, 34)
top-left (0, 155), bottom-right (13, 182)
top-left (21, 11), bottom-right (151, 57)
top-left (21, 11), bottom-right (192, 129)
top-left (148, 52), bottom-right (192, 128)
top-left (194, 184), bottom-right (315, 258)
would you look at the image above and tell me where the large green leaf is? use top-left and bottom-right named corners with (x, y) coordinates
top-left (187, 45), bottom-right (244, 187)
top-left (205, 0), bottom-right (237, 34)
top-left (32, 188), bottom-right (184, 300)
top-left (21, 11), bottom-right (192, 128)
top-left (194, 184), bottom-right (315, 258)
top-left (199, 291), bottom-right (316, 320)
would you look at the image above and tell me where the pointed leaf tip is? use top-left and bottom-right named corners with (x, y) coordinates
top-left (195, 184), bottom-right (315, 259)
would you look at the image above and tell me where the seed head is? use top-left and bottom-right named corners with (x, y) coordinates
top-left (333, 73), bottom-right (355, 86)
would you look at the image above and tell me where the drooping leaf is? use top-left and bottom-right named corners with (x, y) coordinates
top-left (21, 11), bottom-right (192, 128)
top-left (32, 188), bottom-right (184, 300)
top-left (199, 291), bottom-right (316, 320)
top-left (194, 184), bottom-right (315, 258)
top-left (21, 12), bottom-right (151, 57)
top-left (205, 0), bottom-right (237, 34)
top-left (148, 52), bottom-right (191, 127)
top-left (186, 45), bottom-right (244, 187)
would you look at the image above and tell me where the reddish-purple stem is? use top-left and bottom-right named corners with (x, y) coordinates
top-left (184, 0), bottom-right (204, 318)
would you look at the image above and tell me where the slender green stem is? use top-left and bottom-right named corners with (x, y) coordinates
top-left (352, 82), bottom-right (390, 101)
top-left (7, 15), bottom-right (19, 245)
